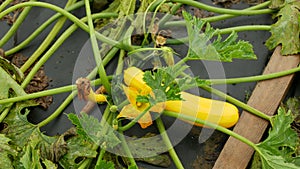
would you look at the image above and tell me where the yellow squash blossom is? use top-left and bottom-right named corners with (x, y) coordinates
top-left (118, 86), bottom-right (165, 128)
top-left (119, 67), bottom-right (239, 128)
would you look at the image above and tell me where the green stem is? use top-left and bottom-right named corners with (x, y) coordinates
top-left (116, 50), bottom-right (125, 75)
top-left (148, 0), bottom-right (165, 12)
top-left (163, 1), bottom-right (271, 27)
top-left (21, 12), bottom-right (117, 88)
top-left (0, 0), bottom-right (13, 12)
top-left (200, 85), bottom-right (272, 121)
top-left (118, 105), bottom-right (152, 131)
top-left (0, 106), bottom-right (12, 123)
top-left (170, 0), bottom-right (274, 15)
top-left (163, 110), bottom-right (258, 150)
top-left (95, 106), bottom-right (113, 166)
top-left (128, 47), bottom-right (166, 55)
top-left (38, 91), bottom-right (77, 127)
top-left (118, 128), bottom-right (138, 168)
top-left (142, 0), bottom-right (166, 46)
top-left (84, 0), bottom-right (111, 94)
top-left (0, 0), bottom-right (37, 48)
top-left (0, 2), bottom-right (121, 48)
top-left (156, 117), bottom-right (184, 169)
top-left (207, 66), bottom-right (300, 85)
top-left (218, 25), bottom-right (271, 34)
top-left (166, 25), bottom-right (271, 45)
top-left (0, 85), bottom-right (74, 105)
top-left (4, 1), bottom-right (86, 56)
top-left (20, 0), bottom-right (76, 73)
top-left (95, 149), bottom-right (106, 166)
top-left (78, 158), bottom-right (92, 169)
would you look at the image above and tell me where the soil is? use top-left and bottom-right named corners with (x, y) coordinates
top-left (10, 53), bottom-right (53, 109)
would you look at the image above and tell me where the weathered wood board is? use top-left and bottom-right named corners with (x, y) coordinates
top-left (213, 46), bottom-right (300, 169)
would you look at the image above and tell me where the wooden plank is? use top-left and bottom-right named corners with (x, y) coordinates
top-left (213, 46), bottom-right (300, 169)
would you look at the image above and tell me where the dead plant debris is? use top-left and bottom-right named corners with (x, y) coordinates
top-left (10, 53), bottom-right (53, 109)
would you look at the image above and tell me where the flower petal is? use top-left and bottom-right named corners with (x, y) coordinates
top-left (118, 104), bottom-right (153, 129)
top-left (124, 67), bottom-right (152, 93)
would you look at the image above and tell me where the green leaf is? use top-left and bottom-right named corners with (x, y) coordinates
top-left (0, 101), bottom-right (70, 168)
top-left (259, 107), bottom-right (298, 154)
top-left (136, 155), bottom-right (171, 168)
top-left (0, 134), bottom-right (17, 169)
top-left (143, 66), bottom-right (182, 102)
top-left (255, 107), bottom-right (300, 168)
top-left (182, 11), bottom-right (256, 62)
top-left (68, 113), bottom-right (120, 149)
top-left (1, 101), bottom-right (38, 147)
top-left (95, 160), bottom-right (115, 169)
top-left (212, 32), bottom-right (257, 61)
top-left (120, 0), bottom-right (136, 16)
top-left (0, 57), bottom-right (24, 83)
top-left (42, 159), bottom-right (57, 169)
top-left (20, 134), bottom-right (44, 169)
top-left (125, 133), bottom-right (171, 167)
top-left (265, 1), bottom-right (300, 55)
top-left (59, 133), bottom-right (97, 169)
top-left (0, 66), bottom-right (26, 99)
top-left (258, 149), bottom-right (299, 169)
top-left (285, 97), bottom-right (300, 124)
top-left (269, 0), bottom-right (295, 9)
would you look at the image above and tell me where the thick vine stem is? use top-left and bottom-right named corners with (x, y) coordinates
top-left (21, 12), bottom-right (117, 88)
top-left (206, 66), bottom-right (300, 85)
top-left (166, 25), bottom-right (271, 45)
top-left (0, 1), bottom-right (122, 48)
top-left (84, 0), bottom-right (111, 94)
top-left (0, 0), bottom-right (37, 47)
top-left (0, 0), bottom-right (14, 12)
top-left (169, 0), bottom-right (274, 15)
top-left (20, 0), bottom-right (76, 73)
top-left (118, 129), bottom-right (138, 168)
top-left (156, 117), bottom-right (184, 169)
top-left (162, 1), bottom-right (271, 27)
top-left (4, 1), bottom-right (86, 56)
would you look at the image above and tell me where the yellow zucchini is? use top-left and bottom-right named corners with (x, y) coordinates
top-left (123, 66), bottom-right (239, 128)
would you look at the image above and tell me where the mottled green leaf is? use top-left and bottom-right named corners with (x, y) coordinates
top-left (0, 134), bottom-right (17, 169)
top-left (255, 107), bottom-right (300, 168)
top-left (124, 133), bottom-right (171, 168)
top-left (1, 101), bottom-right (38, 147)
top-left (269, 0), bottom-right (295, 9)
top-left (285, 97), bottom-right (300, 124)
top-left (182, 11), bottom-right (256, 62)
top-left (0, 57), bottom-right (24, 83)
top-left (0, 66), bottom-right (26, 99)
top-left (258, 150), bottom-right (299, 169)
top-left (59, 135), bottom-right (97, 169)
top-left (20, 135), bottom-right (43, 169)
top-left (266, 1), bottom-right (300, 55)
top-left (68, 113), bottom-right (120, 149)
